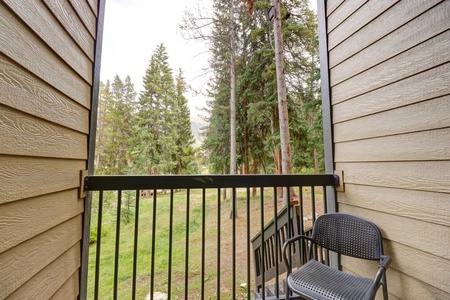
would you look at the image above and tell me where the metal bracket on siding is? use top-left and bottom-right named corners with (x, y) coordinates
top-left (334, 170), bottom-right (345, 192)
top-left (79, 170), bottom-right (88, 199)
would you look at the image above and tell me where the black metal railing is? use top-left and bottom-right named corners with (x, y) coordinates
top-left (84, 174), bottom-right (338, 300)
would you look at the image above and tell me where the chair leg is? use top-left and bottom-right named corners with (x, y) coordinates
top-left (382, 274), bottom-right (389, 300)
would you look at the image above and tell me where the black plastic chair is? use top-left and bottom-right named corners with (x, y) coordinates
top-left (282, 213), bottom-right (391, 300)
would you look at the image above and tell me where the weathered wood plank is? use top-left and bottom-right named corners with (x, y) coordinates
top-left (0, 3), bottom-right (91, 108)
top-left (327, 0), bottom-right (367, 33)
top-left (0, 105), bottom-right (88, 159)
top-left (49, 270), bottom-right (79, 300)
top-left (338, 184), bottom-right (450, 227)
top-left (326, 0), bottom-right (345, 17)
top-left (334, 128), bottom-right (450, 162)
top-left (328, 0), bottom-right (398, 50)
top-left (334, 96), bottom-right (450, 142)
top-left (0, 54), bottom-right (89, 133)
top-left (335, 161), bottom-right (450, 193)
top-left (333, 63), bottom-right (450, 122)
top-left (329, 0), bottom-right (443, 68)
top-left (69, 0), bottom-right (96, 38)
top-left (339, 222), bottom-right (450, 293)
top-left (0, 189), bottom-right (83, 253)
top-left (2, 0), bottom-right (93, 83)
top-left (0, 156), bottom-right (85, 204)
top-left (330, 2), bottom-right (450, 85)
top-left (0, 216), bottom-right (82, 299)
top-left (43, 0), bottom-right (94, 60)
top-left (5, 243), bottom-right (80, 299)
top-left (331, 30), bottom-right (450, 103)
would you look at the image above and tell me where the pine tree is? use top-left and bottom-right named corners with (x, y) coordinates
top-left (173, 69), bottom-right (197, 174)
top-left (135, 44), bottom-right (177, 175)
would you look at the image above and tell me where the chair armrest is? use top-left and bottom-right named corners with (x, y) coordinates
top-left (369, 255), bottom-right (391, 297)
top-left (379, 255), bottom-right (391, 270)
top-left (282, 235), bottom-right (313, 272)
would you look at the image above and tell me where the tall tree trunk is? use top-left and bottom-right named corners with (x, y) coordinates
top-left (252, 159), bottom-right (258, 198)
top-left (272, 0), bottom-right (293, 205)
top-left (229, 1), bottom-right (237, 218)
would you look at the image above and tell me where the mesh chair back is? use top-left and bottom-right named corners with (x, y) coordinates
top-left (311, 213), bottom-right (383, 260)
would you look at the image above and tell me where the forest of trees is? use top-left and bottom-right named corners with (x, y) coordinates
top-left (95, 0), bottom-right (322, 177)
top-left (95, 44), bottom-right (198, 175)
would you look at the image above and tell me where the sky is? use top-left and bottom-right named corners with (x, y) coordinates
top-left (100, 0), bottom-right (212, 120)
top-left (99, 0), bottom-right (317, 120)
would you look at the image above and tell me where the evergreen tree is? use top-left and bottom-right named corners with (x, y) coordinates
top-left (173, 69), bottom-right (197, 174)
top-left (135, 44), bottom-right (177, 175)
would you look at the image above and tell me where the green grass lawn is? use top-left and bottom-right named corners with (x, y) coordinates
top-left (87, 187), bottom-right (323, 299)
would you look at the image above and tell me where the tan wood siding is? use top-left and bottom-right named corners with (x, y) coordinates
top-left (0, 105), bottom-right (88, 159)
top-left (328, 0), bottom-right (398, 50)
top-left (69, 0), bottom-right (96, 38)
top-left (0, 190), bottom-right (84, 253)
top-left (329, 0), bottom-right (443, 68)
top-left (0, 0), bottom-right (98, 297)
top-left (0, 156), bottom-right (86, 204)
top-left (325, 0), bottom-right (450, 298)
top-left (0, 216), bottom-right (82, 298)
top-left (331, 2), bottom-right (450, 86)
top-left (43, 0), bottom-right (95, 60)
top-left (332, 62), bottom-right (450, 123)
top-left (49, 271), bottom-right (80, 300)
top-left (2, 0), bottom-right (93, 83)
top-left (332, 30), bottom-right (450, 103)
top-left (0, 3), bottom-right (91, 107)
top-left (0, 54), bottom-right (90, 134)
top-left (5, 243), bottom-right (81, 299)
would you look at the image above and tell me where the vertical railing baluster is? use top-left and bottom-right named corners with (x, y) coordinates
top-left (311, 186), bottom-right (316, 223)
top-left (232, 187), bottom-right (236, 300)
top-left (246, 187), bottom-right (251, 300)
top-left (168, 189), bottom-right (174, 299)
top-left (132, 190), bottom-right (140, 300)
top-left (201, 188), bottom-right (206, 300)
top-left (260, 187), bottom-right (265, 300)
top-left (273, 187), bottom-right (279, 298)
top-left (185, 189), bottom-right (190, 300)
top-left (150, 191), bottom-right (157, 300)
top-left (217, 188), bottom-right (221, 300)
top-left (94, 191), bottom-right (104, 300)
top-left (113, 191), bottom-right (122, 300)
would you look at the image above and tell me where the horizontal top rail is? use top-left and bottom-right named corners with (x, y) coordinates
top-left (84, 174), bottom-right (339, 191)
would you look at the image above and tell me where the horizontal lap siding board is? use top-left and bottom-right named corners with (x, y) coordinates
top-left (341, 256), bottom-right (450, 299)
top-left (330, 1), bottom-right (450, 86)
top-left (49, 271), bottom-right (80, 300)
top-left (329, 0), bottom-right (444, 68)
top-left (0, 3), bottom-right (91, 108)
top-left (43, 0), bottom-right (95, 61)
top-left (327, 0), bottom-right (399, 50)
top-left (0, 189), bottom-right (84, 253)
top-left (0, 104), bottom-right (88, 159)
top-left (325, 1), bottom-right (450, 299)
top-left (68, 0), bottom-right (96, 38)
top-left (0, 0), bottom-right (98, 297)
top-left (5, 243), bottom-right (81, 299)
top-left (2, 0), bottom-right (93, 83)
top-left (0, 54), bottom-right (90, 134)
top-left (331, 30), bottom-right (450, 103)
top-left (332, 62), bottom-right (450, 123)
top-left (0, 216), bottom-right (83, 299)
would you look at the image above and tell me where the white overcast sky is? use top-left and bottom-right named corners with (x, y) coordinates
top-left (100, 0), bottom-right (317, 119)
top-left (100, 0), bottom-right (212, 119)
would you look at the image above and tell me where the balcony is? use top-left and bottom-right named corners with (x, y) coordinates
top-left (83, 174), bottom-right (339, 299)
